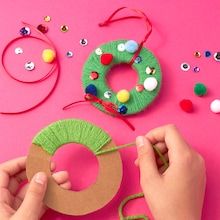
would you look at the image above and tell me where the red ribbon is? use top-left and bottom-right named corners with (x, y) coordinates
top-left (63, 94), bottom-right (135, 131)
top-left (98, 7), bottom-right (153, 65)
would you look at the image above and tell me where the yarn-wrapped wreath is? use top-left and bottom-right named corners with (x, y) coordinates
top-left (26, 119), bottom-right (122, 216)
top-left (82, 39), bottom-right (162, 115)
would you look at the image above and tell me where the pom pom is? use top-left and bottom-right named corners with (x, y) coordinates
top-left (116, 89), bottom-right (130, 103)
top-left (100, 53), bottom-right (113, 65)
top-left (210, 99), bottom-right (220, 113)
top-left (125, 40), bottom-right (138, 53)
top-left (194, 83), bottom-right (207, 96)
top-left (42, 49), bottom-right (56, 63)
top-left (179, 99), bottom-right (193, 113)
top-left (85, 84), bottom-right (97, 96)
top-left (144, 77), bottom-right (158, 91)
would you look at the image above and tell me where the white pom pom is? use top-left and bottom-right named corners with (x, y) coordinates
top-left (144, 77), bottom-right (158, 91)
top-left (210, 99), bottom-right (220, 113)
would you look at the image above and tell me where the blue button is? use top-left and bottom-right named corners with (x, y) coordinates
top-left (118, 104), bottom-right (128, 114)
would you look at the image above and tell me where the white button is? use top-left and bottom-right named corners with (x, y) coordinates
top-left (95, 48), bottom-right (103, 55)
top-left (117, 43), bottom-right (125, 52)
top-left (25, 61), bottom-right (35, 71)
top-left (144, 77), bottom-right (158, 91)
top-left (15, 47), bottom-right (23, 55)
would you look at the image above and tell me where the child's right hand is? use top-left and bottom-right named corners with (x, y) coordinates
top-left (135, 125), bottom-right (206, 220)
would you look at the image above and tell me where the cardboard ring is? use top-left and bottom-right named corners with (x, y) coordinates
top-left (26, 121), bottom-right (123, 216)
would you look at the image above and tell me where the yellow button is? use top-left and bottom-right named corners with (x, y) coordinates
top-left (116, 89), bottom-right (130, 103)
top-left (42, 49), bottom-right (56, 63)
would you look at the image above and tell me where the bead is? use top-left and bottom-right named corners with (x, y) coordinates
top-left (80, 39), bottom-right (88, 46)
top-left (194, 83), bottom-right (207, 96)
top-left (90, 71), bottom-right (99, 80)
top-left (179, 99), bottom-right (193, 113)
top-left (134, 56), bottom-right (142, 64)
top-left (44, 15), bottom-right (51, 22)
top-left (60, 25), bottom-right (68, 32)
top-left (85, 84), bottom-right (97, 96)
top-left (194, 51), bottom-right (201, 58)
top-left (135, 84), bottom-right (144, 92)
top-left (205, 50), bottom-right (211, 58)
top-left (20, 27), bottom-right (31, 36)
top-left (144, 77), bottom-right (158, 91)
top-left (37, 24), bottom-right (48, 33)
top-left (95, 48), bottom-right (103, 55)
top-left (42, 49), bottom-right (56, 63)
top-left (210, 99), bottom-right (220, 113)
top-left (100, 53), bottom-right (113, 65)
top-left (117, 43), bottom-right (125, 52)
top-left (146, 66), bottom-right (156, 75)
top-left (193, 66), bottom-right (200, 73)
top-left (180, 62), bottom-right (190, 71)
top-left (25, 61), bottom-right (35, 71)
top-left (124, 40), bottom-right (138, 53)
top-left (15, 47), bottom-right (23, 55)
top-left (116, 89), bottom-right (130, 103)
top-left (118, 105), bottom-right (128, 114)
top-left (104, 91), bottom-right (112, 99)
top-left (66, 51), bottom-right (73, 58)
top-left (214, 52), bottom-right (220, 62)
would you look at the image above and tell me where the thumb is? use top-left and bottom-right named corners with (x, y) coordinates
top-left (16, 172), bottom-right (48, 219)
top-left (136, 136), bottom-right (160, 185)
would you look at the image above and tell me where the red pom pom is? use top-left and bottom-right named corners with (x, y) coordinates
top-left (100, 53), bottom-right (113, 65)
top-left (179, 99), bottom-right (193, 113)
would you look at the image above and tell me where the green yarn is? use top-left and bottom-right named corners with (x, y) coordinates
top-left (119, 192), bottom-right (149, 220)
top-left (82, 40), bottom-right (162, 115)
top-left (33, 119), bottom-right (111, 155)
top-left (194, 83), bottom-right (207, 96)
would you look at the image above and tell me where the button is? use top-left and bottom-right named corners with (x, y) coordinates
top-left (116, 89), bottom-right (130, 103)
top-left (60, 25), bottom-right (69, 33)
top-left (124, 40), bottom-right (138, 53)
top-left (117, 43), bottom-right (125, 52)
top-left (144, 77), bottom-right (158, 91)
top-left (205, 50), bottom-right (211, 58)
top-left (134, 56), bottom-right (142, 64)
top-left (118, 105), bottom-right (128, 114)
top-left (90, 71), bottom-right (99, 80)
top-left (194, 51), bottom-right (201, 58)
top-left (20, 27), bottom-right (31, 36)
top-left (136, 84), bottom-right (144, 92)
top-left (25, 61), bottom-right (35, 71)
top-left (42, 49), bottom-right (56, 63)
top-left (15, 47), bottom-right (23, 55)
top-left (44, 15), bottom-right (51, 22)
top-left (146, 66), bottom-right (156, 75)
top-left (85, 84), bottom-right (97, 96)
top-left (214, 52), bottom-right (220, 61)
top-left (66, 51), bottom-right (73, 58)
top-left (95, 48), bottom-right (103, 55)
top-left (80, 39), bottom-right (88, 46)
top-left (180, 62), bottom-right (190, 71)
top-left (193, 66), bottom-right (200, 73)
top-left (104, 91), bottom-right (112, 99)
top-left (37, 24), bottom-right (48, 33)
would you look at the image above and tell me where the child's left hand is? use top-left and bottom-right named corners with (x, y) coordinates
top-left (0, 156), bottom-right (71, 220)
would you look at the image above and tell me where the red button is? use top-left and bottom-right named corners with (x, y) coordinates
top-left (90, 71), bottom-right (99, 80)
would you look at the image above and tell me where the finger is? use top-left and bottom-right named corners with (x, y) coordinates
top-left (50, 161), bottom-right (56, 171)
top-left (156, 153), bottom-right (169, 167)
top-left (52, 171), bottom-right (70, 185)
top-left (136, 136), bottom-right (160, 185)
top-left (16, 172), bottom-right (47, 219)
top-left (60, 181), bottom-right (71, 190)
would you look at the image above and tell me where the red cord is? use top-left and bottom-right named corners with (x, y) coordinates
top-left (0, 22), bottom-right (59, 114)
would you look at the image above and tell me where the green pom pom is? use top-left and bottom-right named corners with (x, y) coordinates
top-left (194, 83), bottom-right (207, 96)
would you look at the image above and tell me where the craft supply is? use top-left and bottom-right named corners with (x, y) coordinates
top-left (19, 26), bottom-right (31, 36)
top-left (15, 47), bottom-right (23, 54)
top-left (194, 51), bottom-right (201, 58)
top-left (66, 51), bottom-right (73, 58)
top-left (60, 25), bottom-right (69, 32)
top-left (1, 22), bottom-right (60, 114)
top-left (194, 83), bottom-right (207, 96)
top-left (210, 99), bottom-right (220, 113)
top-left (193, 66), bottom-right (200, 73)
top-left (44, 15), bottom-right (51, 22)
top-left (179, 99), bottom-right (193, 113)
top-left (24, 61), bottom-right (35, 71)
top-left (181, 62), bottom-right (190, 71)
top-left (205, 50), bottom-right (211, 58)
top-left (26, 119), bottom-right (123, 216)
top-left (42, 48), bottom-right (56, 63)
top-left (214, 52), bottom-right (220, 61)
top-left (80, 38), bottom-right (88, 46)
top-left (37, 24), bottom-right (48, 33)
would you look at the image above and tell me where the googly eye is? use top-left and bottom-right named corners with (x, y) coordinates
top-left (95, 48), bottom-right (103, 55)
top-left (15, 47), bottom-right (23, 55)
top-left (66, 51), bottom-right (73, 58)
top-left (214, 52), bottom-right (220, 62)
top-left (104, 91), bottom-right (112, 99)
top-left (117, 43), bottom-right (125, 52)
top-left (25, 61), bottom-right (35, 71)
top-left (80, 39), bottom-right (88, 46)
top-left (20, 27), bottom-right (31, 36)
top-left (180, 62), bottom-right (190, 71)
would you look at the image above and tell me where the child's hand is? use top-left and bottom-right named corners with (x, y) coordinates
top-left (0, 157), bottom-right (71, 220)
top-left (135, 125), bottom-right (206, 220)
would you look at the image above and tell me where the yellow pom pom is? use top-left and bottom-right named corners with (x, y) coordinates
top-left (116, 89), bottom-right (130, 103)
top-left (42, 49), bottom-right (56, 63)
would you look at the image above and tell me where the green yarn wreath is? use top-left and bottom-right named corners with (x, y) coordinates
top-left (82, 39), bottom-right (162, 115)
top-left (33, 119), bottom-right (111, 155)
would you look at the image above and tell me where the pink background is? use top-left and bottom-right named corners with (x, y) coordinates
top-left (0, 0), bottom-right (220, 219)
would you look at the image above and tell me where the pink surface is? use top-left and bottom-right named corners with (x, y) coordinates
top-left (0, 0), bottom-right (220, 219)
